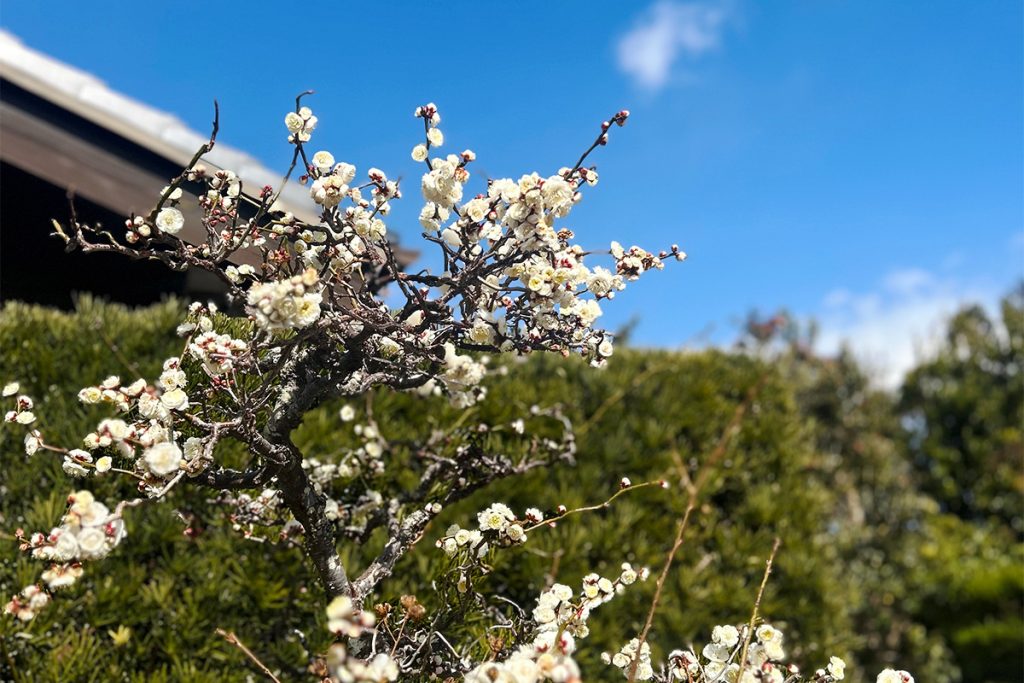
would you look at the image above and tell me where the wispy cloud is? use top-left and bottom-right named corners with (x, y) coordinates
top-left (1010, 231), bottom-right (1024, 251)
top-left (617, 1), bottom-right (732, 91)
top-left (815, 268), bottom-right (1000, 389)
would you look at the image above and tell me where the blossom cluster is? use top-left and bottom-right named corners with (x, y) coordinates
top-left (189, 330), bottom-right (248, 375)
top-left (213, 488), bottom-right (289, 539)
top-left (407, 104), bottom-right (681, 370)
top-left (27, 491), bottom-right (126, 564)
top-left (533, 563), bottom-right (647, 644)
top-left (465, 646), bottom-right (581, 683)
top-left (600, 621), bottom-right (914, 683)
top-left (3, 349), bottom-right (215, 618)
top-left (303, 433), bottom-right (385, 490)
top-left (183, 165), bottom-right (258, 251)
top-left (77, 374), bottom-right (147, 413)
top-left (605, 638), bottom-right (654, 680)
top-left (285, 106), bottom-right (317, 143)
top-left (437, 502), bottom-right (537, 558)
top-left (126, 184), bottom-right (187, 244)
top-left (665, 622), bottom-right (800, 682)
top-left (465, 563), bottom-right (648, 683)
top-left (3, 585), bottom-right (49, 622)
top-left (324, 596), bottom-right (398, 683)
top-left (245, 268), bottom-right (322, 331)
top-left (20, 351), bottom-right (200, 484)
top-left (294, 411), bottom-right (395, 535)
top-left (3, 382), bottom-right (35, 424)
top-left (18, 374), bottom-right (170, 480)
top-left (5, 490), bottom-right (126, 620)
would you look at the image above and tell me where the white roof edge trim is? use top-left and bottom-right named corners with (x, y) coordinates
top-left (0, 30), bottom-right (315, 220)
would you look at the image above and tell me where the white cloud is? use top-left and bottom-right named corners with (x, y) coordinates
top-left (815, 268), bottom-right (1000, 390)
top-left (881, 267), bottom-right (933, 295)
top-left (617, 1), bottom-right (731, 90)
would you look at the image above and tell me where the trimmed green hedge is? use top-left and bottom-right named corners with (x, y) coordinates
top-left (0, 297), bottom-right (1020, 682)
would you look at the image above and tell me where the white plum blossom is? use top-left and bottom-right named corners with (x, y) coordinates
top-left (312, 150), bottom-right (335, 173)
top-left (144, 442), bottom-right (183, 477)
top-left (24, 430), bottom-right (41, 455)
top-left (160, 388), bottom-right (189, 411)
top-left (155, 207), bottom-right (185, 235)
top-left (828, 656), bottom-right (847, 680)
top-left (477, 503), bottom-right (515, 532)
top-left (713, 624), bottom-right (740, 648)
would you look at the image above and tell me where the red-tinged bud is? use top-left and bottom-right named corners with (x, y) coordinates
top-left (601, 121), bottom-right (611, 131)
top-left (599, 134), bottom-right (609, 146)
top-left (616, 109), bottom-right (630, 124)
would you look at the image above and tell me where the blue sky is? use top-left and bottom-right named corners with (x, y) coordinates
top-left (3, 1), bottom-right (1022, 384)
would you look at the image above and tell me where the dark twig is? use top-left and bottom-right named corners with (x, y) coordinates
top-left (627, 374), bottom-right (768, 682)
top-left (216, 628), bottom-right (281, 683)
top-left (736, 537), bottom-right (783, 681)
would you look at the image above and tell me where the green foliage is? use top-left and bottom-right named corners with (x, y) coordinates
top-left (900, 289), bottom-right (1024, 530)
top-left (0, 295), bottom-right (1020, 682)
top-left (751, 293), bottom-right (1024, 683)
top-left (894, 289), bottom-right (1024, 683)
